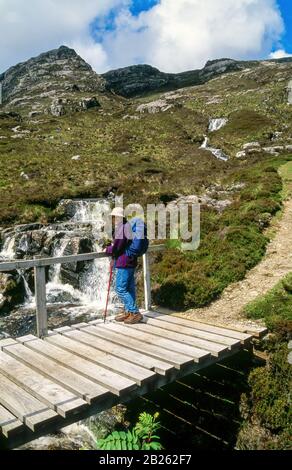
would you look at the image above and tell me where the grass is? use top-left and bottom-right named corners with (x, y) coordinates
top-left (152, 155), bottom-right (292, 310)
top-left (243, 272), bottom-right (292, 334)
top-left (279, 160), bottom-right (292, 199)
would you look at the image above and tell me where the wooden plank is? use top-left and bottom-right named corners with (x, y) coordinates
top-left (143, 252), bottom-right (151, 310)
top-left (145, 311), bottom-right (252, 343)
top-left (104, 323), bottom-right (213, 359)
top-left (81, 324), bottom-right (197, 369)
top-left (142, 315), bottom-right (240, 349)
top-left (116, 322), bottom-right (227, 357)
top-left (0, 350), bottom-right (87, 418)
top-left (34, 265), bottom-right (48, 337)
top-left (0, 371), bottom-right (58, 431)
top-left (18, 336), bottom-right (136, 396)
top-left (0, 404), bottom-right (24, 438)
top-left (46, 333), bottom-right (156, 387)
top-left (3, 342), bottom-right (110, 405)
top-left (60, 327), bottom-right (175, 376)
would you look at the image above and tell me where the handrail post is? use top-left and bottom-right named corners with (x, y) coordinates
top-left (34, 264), bottom-right (48, 338)
top-left (142, 252), bottom-right (151, 311)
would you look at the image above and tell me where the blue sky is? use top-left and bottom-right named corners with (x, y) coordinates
top-left (276, 0), bottom-right (292, 52)
top-left (130, 0), bottom-right (159, 16)
top-left (0, 0), bottom-right (291, 74)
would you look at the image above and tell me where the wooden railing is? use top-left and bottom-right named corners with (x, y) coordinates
top-left (0, 244), bottom-right (165, 337)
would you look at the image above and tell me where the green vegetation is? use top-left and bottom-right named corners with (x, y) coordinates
top-left (237, 339), bottom-right (292, 450)
top-left (279, 160), bottom-right (292, 199)
top-left (243, 272), bottom-right (292, 334)
top-left (152, 156), bottom-right (292, 310)
top-left (96, 412), bottom-right (162, 451)
top-left (237, 273), bottom-right (292, 450)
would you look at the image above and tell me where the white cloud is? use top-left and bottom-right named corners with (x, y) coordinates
top-left (101, 0), bottom-right (285, 72)
top-left (0, 0), bottom-right (129, 72)
top-left (269, 49), bottom-right (292, 59)
top-left (0, 0), bottom-right (286, 74)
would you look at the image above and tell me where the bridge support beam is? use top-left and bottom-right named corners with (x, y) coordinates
top-left (34, 265), bottom-right (48, 338)
top-left (143, 252), bottom-right (151, 311)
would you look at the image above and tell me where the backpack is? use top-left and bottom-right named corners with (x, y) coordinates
top-left (126, 217), bottom-right (149, 257)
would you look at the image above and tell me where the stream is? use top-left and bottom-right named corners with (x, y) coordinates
top-left (0, 199), bottom-right (118, 338)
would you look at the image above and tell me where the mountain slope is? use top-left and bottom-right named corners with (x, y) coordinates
top-left (102, 57), bottom-right (292, 98)
top-left (0, 46), bottom-right (113, 117)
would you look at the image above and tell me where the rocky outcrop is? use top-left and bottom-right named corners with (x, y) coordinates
top-left (236, 141), bottom-right (292, 158)
top-left (59, 237), bottom-right (93, 288)
top-left (0, 271), bottom-right (26, 315)
top-left (102, 58), bottom-right (256, 98)
top-left (50, 96), bottom-right (100, 116)
top-left (0, 46), bottom-right (105, 116)
top-left (136, 99), bottom-right (174, 114)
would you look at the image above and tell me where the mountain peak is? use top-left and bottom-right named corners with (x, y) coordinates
top-left (0, 45), bottom-right (105, 115)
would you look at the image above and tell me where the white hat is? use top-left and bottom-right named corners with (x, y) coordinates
top-left (110, 207), bottom-right (124, 217)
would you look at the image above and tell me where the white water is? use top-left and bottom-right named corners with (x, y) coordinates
top-left (70, 199), bottom-right (114, 309)
top-left (200, 136), bottom-right (229, 161)
top-left (0, 235), bottom-right (16, 259)
top-left (208, 118), bottom-right (228, 132)
top-left (0, 199), bottom-right (116, 316)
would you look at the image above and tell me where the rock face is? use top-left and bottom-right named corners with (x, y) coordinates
top-left (136, 99), bottom-right (174, 114)
top-left (0, 46), bottom-right (105, 116)
top-left (102, 59), bottom-right (253, 97)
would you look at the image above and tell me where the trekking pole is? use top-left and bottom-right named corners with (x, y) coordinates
top-left (104, 259), bottom-right (114, 323)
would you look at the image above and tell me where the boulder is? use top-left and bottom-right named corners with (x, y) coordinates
top-left (136, 99), bottom-right (173, 114)
top-left (50, 98), bottom-right (66, 117)
top-left (243, 142), bottom-right (261, 150)
top-left (236, 151), bottom-right (246, 158)
top-left (262, 146), bottom-right (284, 154)
top-left (79, 97), bottom-right (100, 110)
top-left (0, 271), bottom-right (26, 315)
top-left (60, 237), bottom-right (93, 288)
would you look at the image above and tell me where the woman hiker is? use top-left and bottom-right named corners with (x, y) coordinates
top-left (105, 207), bottom-right (143, 324)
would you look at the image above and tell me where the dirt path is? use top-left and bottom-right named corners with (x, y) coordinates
top-left (178, 162), bottom-right (292, 331)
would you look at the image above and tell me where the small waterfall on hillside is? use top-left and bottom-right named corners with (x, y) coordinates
top-left (208, 118), bottom-right (228, 132)
top-left (200, 136), bottom-right (229, 161)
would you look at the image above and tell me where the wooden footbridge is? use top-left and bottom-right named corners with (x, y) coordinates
top-left (0, 247), bottom-right (266, 449)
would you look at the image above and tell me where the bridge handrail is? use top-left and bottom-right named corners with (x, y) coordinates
top-left (0, 244), bottom-right (165, 272)
top-left (0, 244), bottom-right (165, 337)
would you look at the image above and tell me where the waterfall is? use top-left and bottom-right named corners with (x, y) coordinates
top-left (0, 235), bottom-right (16, 260)
top-left (50, 238), bottom-right (69, 284)
top-left (200, 136), bottom-right (229, 162)
top-left (0, 198), bottom-right (117, 322)
top-left (208, 118), bottom-right (228, 132)
top-left (71, 199), bottom-right (114, 309)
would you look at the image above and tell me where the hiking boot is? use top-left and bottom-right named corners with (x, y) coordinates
top-left (124, 313), bottom-right (143, 324)
top-left (115, 311), bottom-right (130, 322)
